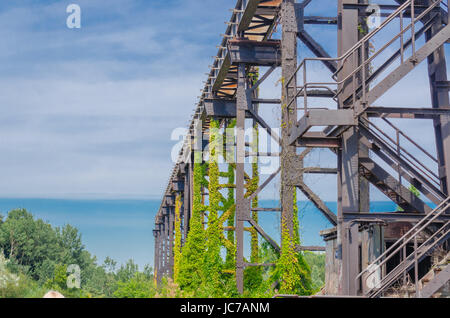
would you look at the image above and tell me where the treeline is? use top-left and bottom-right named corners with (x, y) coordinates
top-left (0, 208), bottom-right (325, 298)
top-left (0, 208), bottom-right (162, 298)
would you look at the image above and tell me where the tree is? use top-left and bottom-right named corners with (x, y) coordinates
top-left (0, 209), bottom-right (101, 294)
top-left (103, 256), bottom-right (117, 273)
top-left (113, 272), bottom-right (156, 298)
top-left (0, 209), bottom-right (59, 280)
top-left (57, 224), bottom-right (84, 266)
top-left (303, 252), bottom-right (325, 292)
top-left (116, 259), bottom-right (139, 282)
top-left (0, 251), bottom-right (20, 297)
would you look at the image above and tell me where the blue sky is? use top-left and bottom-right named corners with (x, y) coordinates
top-left (0, 0), bottom-right (233, 199)
top-left (0, 0), bottom-right (445, 202)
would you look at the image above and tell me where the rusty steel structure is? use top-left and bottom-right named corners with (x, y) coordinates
top-left (153, 0), bottom-right (450, 297)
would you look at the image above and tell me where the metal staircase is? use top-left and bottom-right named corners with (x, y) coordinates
top-left (290, 0), bottom-right (450, 138)
top-left (334, 0), bottom-right (449, 111)
top-left (288, 0), bottom-right (450, 202)
top-left (290, 1), bottom-right (446, 100)
top-left (358, 117), bottom-right (446, 206)
top-left (287, 0), bottom-right (450, 297)
top-left (356, 197), bottom-right (450, 297)
top-left (359, 157), bottom-right (432, 213)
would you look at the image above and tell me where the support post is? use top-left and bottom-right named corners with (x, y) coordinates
top-left (183, 165), bottom-right (190, 243)
top-left (235, 63), bottom-right (247, 294)
top-left (281, 0), bottom-right (298, 242)
top-left (168, 206), bottom-right (174, 278)
top-left (337, 0), bottom-right (369, 296)
top-left (159, 220), bottom-right (166, 278)
top-left (425, 4), bottom-right (450, 196)
top-left (154, 226), bottom-right (160, 284)
top-left (165, 214), bottom-right (170, 277)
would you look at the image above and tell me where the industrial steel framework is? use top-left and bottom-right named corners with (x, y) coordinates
top-left (153, 0), bottom-right (450, 297)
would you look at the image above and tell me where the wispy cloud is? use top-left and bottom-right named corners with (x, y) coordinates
top-left (0, 0), bottom-right (445, 201)
top-left (0, 0), bottom-right (231, 198)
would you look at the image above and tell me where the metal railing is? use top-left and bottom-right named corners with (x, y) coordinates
top-left (355, 196), bottom-right (450, 297)
top-left (285, 0), bottom-right (445, 113)
top-left (155, 0), bottom-right (259, 220)
top-left (359, 116), bottom-right (443, 199)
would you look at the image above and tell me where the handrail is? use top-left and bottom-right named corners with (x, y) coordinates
top-left (360, 117), bottom-right (441, 190)
top-left (381, 117), bottom-right (438, 164)
top-left (155, 0), bottom-right (276, 221)
top-left (286, 0), bottom-right (415, 86)
top-left (355, 196), bottom-right (450, 296)
top-left (371, 224), bottom-right (450, 297)
top-left (285, 0), bottom-right (444, 112)
top-left (333, 0), bottom-right (441, 87)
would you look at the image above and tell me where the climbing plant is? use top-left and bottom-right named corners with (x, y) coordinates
top-left (175, 66), bottom-right (314, 296)
top-left (203, 119), bottom-right (224, 295)
top-left (272, 189), bottom-right (312, 295)
top-left (223, 119), bottom-right (237, 271)
top-left (292, 190), bottom-right (313, 293)
top-left (397, 185), bottom-right (420, 212)
top-left (244, 118), bottom-right (263, 290)
top-left (177, 151), bottom-right (207, 291)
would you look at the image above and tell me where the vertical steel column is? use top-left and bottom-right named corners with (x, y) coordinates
top-left (160, 218), bottom-right (164, 277)
top-left (161, 217), bottom-right (165, 277)
top-left (158, 223), bottom-right (163, 281)
top-left (191, 129), bottom-right (198, 216)
top-left (281, 0), bottom-right (298, 240)
top-left (153, 228), bottom-right (159, 281)
top-left (183, 164), bottom-right (190, 243)
top-left (425, 2), bottom-right (450, 196)
top-left (168, 206), bottom-right (174, 278)
top-left (235, 63), bottom-right (247, 294)
top-left (159, 223), bottom-right (163, 279)
top-left (164, 213), bottom-right (170, 276)
top-left (337, 0), bottom-right (367, 296)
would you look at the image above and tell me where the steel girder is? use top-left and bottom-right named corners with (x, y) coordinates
top-left (152, 0), bottom-right (450, 297)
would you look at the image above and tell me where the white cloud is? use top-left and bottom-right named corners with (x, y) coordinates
top-left (0, 1), bottom-right (233, 198)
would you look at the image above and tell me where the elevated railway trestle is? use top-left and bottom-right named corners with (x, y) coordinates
top-left (153, 0), bottom-right (450, 297)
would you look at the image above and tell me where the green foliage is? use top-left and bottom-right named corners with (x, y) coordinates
top-left (245, 122), bottom-right (262, 291)
top-left (203, 119), bottom-right (224, 295)
top-left (0, 208), bottom-right (156, 298)
top-left (113, 272), bottom-right (156, 298)
top-left (116, 259), bottom-right (139, 282)
top-left (177, 151), bottom-right (207, 291)
top-left (272, 217), bottom-right (305, 294)
top-left (103, 256), bottom-right (117, 273)
top-left (397, 185), bottom-right (421, 211)
top-left (44, 264), bottom-right (68, 291)
top-left (155, 277), bottom-right (191, 298)
top-left (0, 251), bottom-right (20, 297)
top-left (0, 208), bottom-right (98, 289)
top-left (224, 120), bottom-right (236, 270)
top-left (303, 252), bottom-right (325, 292)
top-left (272, 192), bottom-right (313, 295)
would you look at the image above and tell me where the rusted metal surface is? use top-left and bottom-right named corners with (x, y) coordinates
top-left (153, 0), bottom-right (450, 298)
